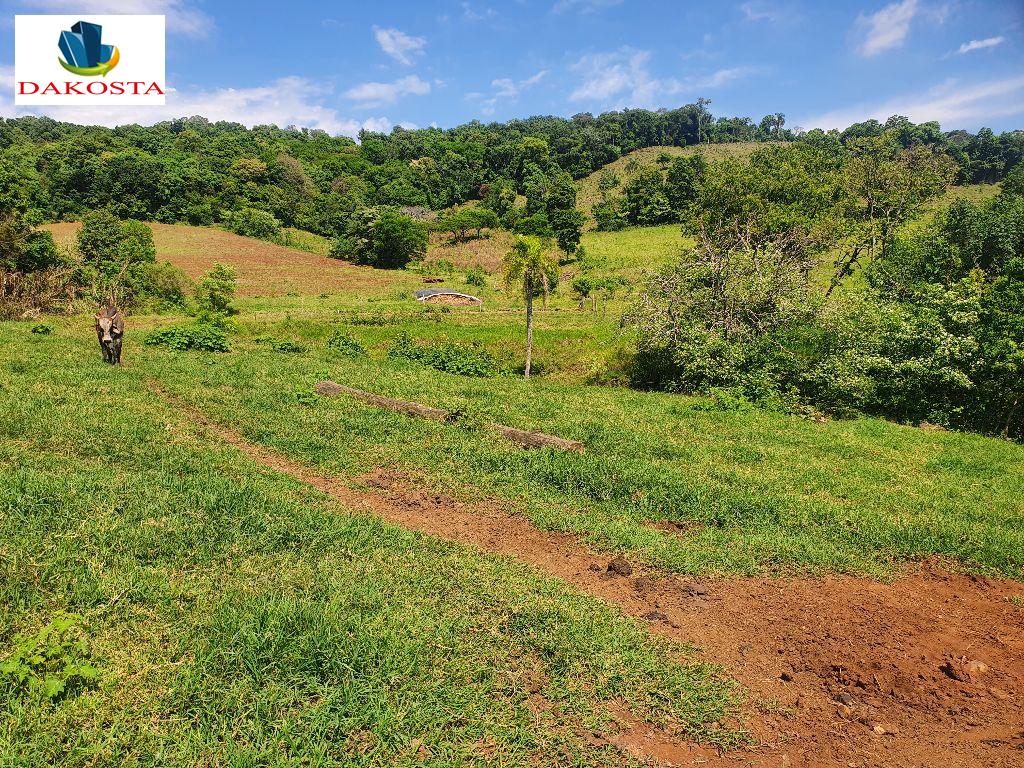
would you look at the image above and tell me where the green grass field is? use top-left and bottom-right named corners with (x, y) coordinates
top-left (1, 325), bottom-right (742, 766)
top-left (8, 208), bottom-right (1024, 765)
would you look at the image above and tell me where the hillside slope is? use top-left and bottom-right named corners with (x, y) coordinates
top-left (576, 142), bottom-right (774, 221)
top-left (46, 222), bottom-right (406, 297)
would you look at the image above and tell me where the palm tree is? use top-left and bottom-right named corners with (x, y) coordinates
top-left (503, 236), bottom-right (558, 379)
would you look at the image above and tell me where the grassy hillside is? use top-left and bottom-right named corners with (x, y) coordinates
top-left (0, 326), bottom-right (742, 765)
top-left (576, 142), bottom-right (772, 223)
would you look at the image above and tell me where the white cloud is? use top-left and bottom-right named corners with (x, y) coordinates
top-left (954, 36), bottom-right (1005, 55)
top-left (473, 70), bottom-right (547, 116)
top-left (372, 26), bottom-right (426, 66)
top-left (491, 70), bottom-right (547, 98)
top-left (569, 48), bottom-right (756, 107)
top-left (552, 0), bottom-right (623, 13)
top-left (802, 76), bottom-right (1024, 130)
top-left (21, 0), bottom-right (212, 38)
top-left (0, 72), bottom-right (396, 138)
top-left (856, 0), bottom-right (919, 57)
top-left (343, 75), bottom-right (431, 108)
top-left (740, 1), bottom-right (788, 23)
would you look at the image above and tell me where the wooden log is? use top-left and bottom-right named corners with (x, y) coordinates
top-left (315, 380), bottom-right (584, 452)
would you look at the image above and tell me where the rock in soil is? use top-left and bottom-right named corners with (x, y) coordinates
top-left (607, 556), bottom-right (633, 576)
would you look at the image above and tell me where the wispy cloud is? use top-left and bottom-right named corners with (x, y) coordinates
top-left (343, 75), bottom-right (431, 108)
top-left (0, 72), bottom-right (396, 138)
top-left (953, 36), bottom-right (1005, 55)
top-left (21, 0), bottom-right (213, 37)
top-left (569, 48), bottom-right (757, 107)
top-left (856, 0), bottom-right (920, 57)
top-left (552, 0), bottom-right (623, 14)
top-left (373, 26), bottom-right (426, 66)
top-left (461, 2), bottom-right (498, 22)
top-left (472, 70), bottom-right (547, 116)
top-left (739, 1), bottom-right (792, 23)
top-left (802, 75), bottom-right (1024, 130)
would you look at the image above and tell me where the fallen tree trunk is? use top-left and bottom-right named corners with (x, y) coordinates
top-left (315, 380), bottom-right (584, 452)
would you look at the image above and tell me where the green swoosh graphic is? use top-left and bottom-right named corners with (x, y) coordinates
top-left (58, 46), bottom-right (120, 77)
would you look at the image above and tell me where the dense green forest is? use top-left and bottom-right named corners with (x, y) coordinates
top-left (1, 106), bottom-right (1021, 235)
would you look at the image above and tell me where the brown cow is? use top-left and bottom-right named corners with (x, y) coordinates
top-left (94, 304), bottom-right (124, 365)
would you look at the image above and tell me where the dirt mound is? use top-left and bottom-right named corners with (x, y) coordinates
top-left (152, 388), bottom-right (1024, 768)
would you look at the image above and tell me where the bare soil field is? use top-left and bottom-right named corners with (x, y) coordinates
top-left (46, 222), bottom-right (405, 297)
top-left (156, 382), bottom-right (1024, 768)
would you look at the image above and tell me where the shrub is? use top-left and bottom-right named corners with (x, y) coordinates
top-left (193, 262), bottom-right (237, 325)
top-left (30, 323), bottom-right (52, 334)
top-left (389, 331), bottom-right (498, 377)
top-left (269, 339), bottom-right (307, 354)
top-left (144, 323), bottom-right (230, 352)
top-left (224, 207), bottom-right (281, 240)
top-left (331, 207), bottom-right (428, 269)
top-left (465, 266), bottom-right (487, 287)
top-left (327, 329), bottom-right (366, 356)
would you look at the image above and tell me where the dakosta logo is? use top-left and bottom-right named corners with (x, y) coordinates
top-left (15, 15), bottom-right (166, 106)
top-left (58, 21), bottom-right (120, 77)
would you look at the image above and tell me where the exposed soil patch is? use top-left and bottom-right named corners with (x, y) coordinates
top-left (151, 386), bottom-right (1024, 768)
top-left (46, 222), bottom-right (403, 296)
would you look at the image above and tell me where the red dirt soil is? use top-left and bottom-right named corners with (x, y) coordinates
top-left (154, 385), bottom-right (1024, 768)
top-left (45, 222), bottom-right (404, 296)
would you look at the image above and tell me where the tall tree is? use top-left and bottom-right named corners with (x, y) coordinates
top-left (503, 236), bottom-right (559, 379)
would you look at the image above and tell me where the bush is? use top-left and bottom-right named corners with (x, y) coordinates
top-left (224, 207), bottom-right (281, 240)
top-left (30, 323), bottom-right (52, 334)
top-left (331, 207), bottom-right (428, 269)
top-left (144, 323), bottom-right (230, 352)
top-left (270, 339), bottom-right (307, 354)
top-left (326, 329), bottom-right (366, 356)
top-left (193, 262), bottom-right (237, 325)
top-left (465, 265), bottom-right (487, 287)
top-left (389, 331), bottom-right (498, 377)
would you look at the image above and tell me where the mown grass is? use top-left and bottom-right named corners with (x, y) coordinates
top-left (0, 324), bottom-right (743, 766)
top-left (84, 304), bottom-right (1024, 581)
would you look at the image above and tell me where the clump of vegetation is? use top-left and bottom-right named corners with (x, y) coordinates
top-left (331, 207), bottom-right (428, 269)
top-left (465, 265), bottom-right (487, 287)
top-left (192, 262), bottom-right (238, 327)
top-left (0, 614), bottom-right (99, 701)
top-left (144, 323), bottom-right (230, 352)
top-left (269, 339), bottom-right (307, 354)
top-left (223, 207), bottom-right (282, 241)
top-left (435, 207), bottom-right (499, 241)
top-left (326, 329), bottom-right (366, 356)
top-left (389, 331), bottom-right (498, 377)
top-left (76, 211), bottom-right (189, 309)
top-left (30, 323), bottom-right (52, 334)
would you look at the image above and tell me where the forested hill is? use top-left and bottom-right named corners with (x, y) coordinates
top-left (1, 106), bottom-right (1021, 239)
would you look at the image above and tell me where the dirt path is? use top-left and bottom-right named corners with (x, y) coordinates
top-left (155, 386), bottom-right (1024, 768)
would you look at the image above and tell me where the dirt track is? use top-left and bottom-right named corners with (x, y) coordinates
top-left (155, 385), bottom-right (1024, 768)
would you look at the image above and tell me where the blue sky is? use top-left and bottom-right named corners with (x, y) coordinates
top-left (1, 0), bottom-right (1022, 137)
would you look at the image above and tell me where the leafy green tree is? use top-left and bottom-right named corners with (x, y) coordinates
top-left (225, 207), bottom-right (282, 241)
top-left (623, 167), bottom-right (676, 226)
top-left (193, 262), bottom-right (238, 326)
top-left (436, 207), bottom-right (499, 241)
top-left (503, 236), bottom-right (559, 378)
top-left (664, 154), bottom-right (706, 217)
top-left (332, 207), bottom-right (428, 269)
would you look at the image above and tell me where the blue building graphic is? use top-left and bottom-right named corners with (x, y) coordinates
top-left (58, 21), bottom-right (115, 70)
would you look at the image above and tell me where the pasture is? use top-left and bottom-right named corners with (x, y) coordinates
top-left (5, 219), bottom-right (1024, 767)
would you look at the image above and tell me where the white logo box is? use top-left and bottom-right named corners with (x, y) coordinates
top-left (15, 15), bottom-right (166, 105)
